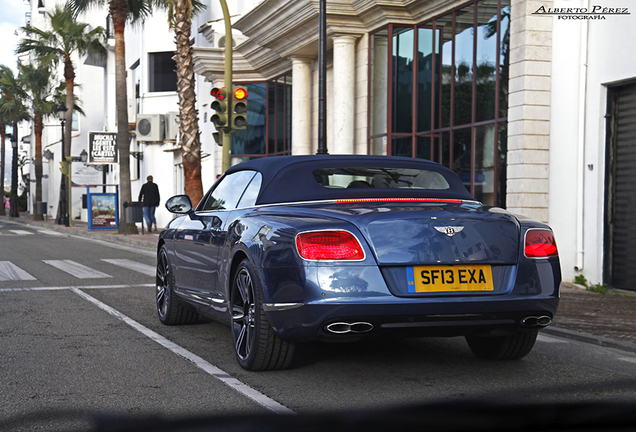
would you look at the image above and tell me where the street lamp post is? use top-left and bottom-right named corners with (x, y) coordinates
top-left (57, 103), bottom-right (69, 226)
top-left (317, 0), bottom-right (328, 155)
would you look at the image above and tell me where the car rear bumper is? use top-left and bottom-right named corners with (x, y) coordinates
top-left (261, 261), bottom-right (560, 342)
top-left (265, 296), bottom-right (560, 342)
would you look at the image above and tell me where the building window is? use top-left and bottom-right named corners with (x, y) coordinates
top-left (148, 52), bottom-right (177, 92)
top-left (106, 15), bottom-right (114, 39)
top-left (369, 0), bottom-right (510, 207)
top-left (231, 74), bottom-right (292, 165)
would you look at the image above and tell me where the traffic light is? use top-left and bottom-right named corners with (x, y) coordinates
top-left (231, 85), bottom-right (248, 131)
top-left (59, 159), bottom-right (70, 176)
top-left (210, 87), bottom-right (229, 131)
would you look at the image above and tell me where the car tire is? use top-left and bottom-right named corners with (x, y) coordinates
top-left (156, 245), bottom-right (199, 325)
top-left (230, 259), bottom-right (295, 371)
top-left (465, 330), bottom-right (538, 360)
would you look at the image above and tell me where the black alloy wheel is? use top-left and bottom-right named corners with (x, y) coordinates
top-left (156, 245), bottom-right (198, 325)
top-left (230, 259), bottom-right (295, 371)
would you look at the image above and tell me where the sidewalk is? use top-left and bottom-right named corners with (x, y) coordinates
top-left (3, 211), bottom-right (160, 252)
top-left (547, 283), bottom-right (636, 352)
top-left (4, 212), bottom-right (636, 354)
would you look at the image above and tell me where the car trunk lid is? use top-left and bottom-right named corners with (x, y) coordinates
top-left (295, 201), bottom-right (520, 266)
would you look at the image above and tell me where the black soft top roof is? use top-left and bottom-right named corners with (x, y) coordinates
top-left (224, 155), bottom-right (476, 205)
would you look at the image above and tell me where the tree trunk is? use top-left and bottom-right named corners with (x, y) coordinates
top-left (111, 0), bottom-right (137, 234)
top-left (174, 0), bottom-right (203, 207)
top-left (0, 121), bottom-right (6, 216)
top-left (34, 114), bottom-right (44, 221)
top-left (10, 121), bottom-right (19, 217)
top-left (55, 56), bottom-right (76, 224)
top-left (64, 55), bottom-right (74, 159)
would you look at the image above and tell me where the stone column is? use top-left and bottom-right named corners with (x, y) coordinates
top-left (332, 35), bottom-right (357, 154)
top-left (371, 36), bottom-right (388, 155)
top-left (291, 57), bottom-right (313, 155)
top-left (506, 0), bottom-right (553, 222)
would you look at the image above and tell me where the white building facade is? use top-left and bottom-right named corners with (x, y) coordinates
top-left (549, 0), bottom-right (636, 289)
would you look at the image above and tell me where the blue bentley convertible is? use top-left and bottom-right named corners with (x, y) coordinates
top-left (156, 155), bottom-right (561, 371)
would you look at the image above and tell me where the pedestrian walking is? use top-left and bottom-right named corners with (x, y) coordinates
top-left (138, 175), bottom-right (160, 232)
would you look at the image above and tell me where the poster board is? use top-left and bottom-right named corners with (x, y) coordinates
top-left (87, 188), bottom-right (119, 230)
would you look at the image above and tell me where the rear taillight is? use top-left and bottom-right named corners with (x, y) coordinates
top-left (296, 230), bottom-right (365, 261)
top-left (524, 229), bottom-right (558, 258)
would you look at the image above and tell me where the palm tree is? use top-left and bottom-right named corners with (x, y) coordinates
top-left (0, 65), bottom-right (30, 218)
top-left (17, 61), bottom-right (59, 220)
top-left (165, 0), bottom-right (205, 206)
top-left (17, 5), bottom-right (106, 170)
top-left (70, 0), bottom-right (156, 234)
top-left (17, 5), bottom-right (106, 221)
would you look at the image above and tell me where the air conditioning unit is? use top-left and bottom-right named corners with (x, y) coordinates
top-left (136, 114), bottom-right (165, 142)
top-left (165, 111), bottom-right (180, 141)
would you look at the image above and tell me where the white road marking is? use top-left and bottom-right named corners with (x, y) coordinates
top-left (37, 229), bottom-right (64, 236)
top-left (102, 259), bottom-right (155, 277)
top-left (617, 357), bottom-right (636, 364)
top-left (70, 287), bottom-right (295, 415)
top-left (8, 230), bottom-right (34, 235)
top-left (537, 334), bottom-right (570, 343)
top-left (43, 260), bottom-right (112, 279)
top-left (0, 284), bottom-right (153, 293)
top-left (0, 261), bottom-right (37, 281)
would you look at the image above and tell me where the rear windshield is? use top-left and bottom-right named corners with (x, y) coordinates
top-left (312, 167), bottom-right (450, 190)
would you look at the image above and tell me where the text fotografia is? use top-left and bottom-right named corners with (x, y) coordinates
top-left (533, 5), bottom-right (630, 19)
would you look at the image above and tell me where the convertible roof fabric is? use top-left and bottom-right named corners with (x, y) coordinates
top-left (225, 155), bottom-right (476, 205)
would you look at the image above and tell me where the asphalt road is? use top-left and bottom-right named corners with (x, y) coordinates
top-left (2, 218), bottom-right (636, 430)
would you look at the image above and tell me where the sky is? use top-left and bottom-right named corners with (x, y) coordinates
top-left (0, 0), bottom-right (29, 75)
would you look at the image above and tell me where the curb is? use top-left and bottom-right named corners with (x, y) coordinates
top-left (2, 215), bottom-right (158, 252)
top-left (543, 326), bottom-right (636, 355)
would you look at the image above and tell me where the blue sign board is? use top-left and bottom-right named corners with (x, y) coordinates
top-left (87, 187), bottom-right (119, 230)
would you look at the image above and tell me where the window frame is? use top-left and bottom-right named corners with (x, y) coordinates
top-left (148, 51), bottom-right (177, 93)
top-left (367, 0), bottom-right (509, 207)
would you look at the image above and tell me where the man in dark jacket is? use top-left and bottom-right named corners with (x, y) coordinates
top-left (138, 175), bottom-right (160, 232)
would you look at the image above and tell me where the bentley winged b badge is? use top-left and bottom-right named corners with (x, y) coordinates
top-left (434, 226), bottom-right (464, 237)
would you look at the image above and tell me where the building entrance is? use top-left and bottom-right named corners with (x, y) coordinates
top-left (606, 82), bottom-right (636, 290)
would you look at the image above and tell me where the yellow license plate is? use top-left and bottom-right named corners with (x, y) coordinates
top-left (407, 265), bottom-right (494, 293)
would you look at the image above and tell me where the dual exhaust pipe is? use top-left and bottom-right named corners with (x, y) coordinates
top-left (326, 322), bottom-right (374, 334)
top-left (521, 315), bottom-right (552, 328)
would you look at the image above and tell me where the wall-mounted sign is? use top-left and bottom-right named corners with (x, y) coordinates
top-left (71, 164), bottom-right (102, 187)
top-left (89, 132), bottom-right (118, 164)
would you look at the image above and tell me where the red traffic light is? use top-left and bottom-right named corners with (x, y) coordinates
top-left (233, 87), bottom-right (247, 100)
top-left (211, 87), bottom-right (226, 100)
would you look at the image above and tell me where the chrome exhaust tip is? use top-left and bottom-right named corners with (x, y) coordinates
top-left (326, 322), bottom-right (374, 334)
top-left (326, 322), bottom-right (351, 334)
top-left (521, 316), bottom-right (539, 327)
top-left (521, 315), bottom-right (552, 328)
top-left (537, 315), bottom-right (552, 326)
top-left (350, 322), bottom-right (374, 333)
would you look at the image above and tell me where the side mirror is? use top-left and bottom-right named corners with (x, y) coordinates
top-left (165, 195), bottom-right (193, 214)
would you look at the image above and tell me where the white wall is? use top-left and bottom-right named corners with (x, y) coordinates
top-left (549, 0), bottom-right (636, 284)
